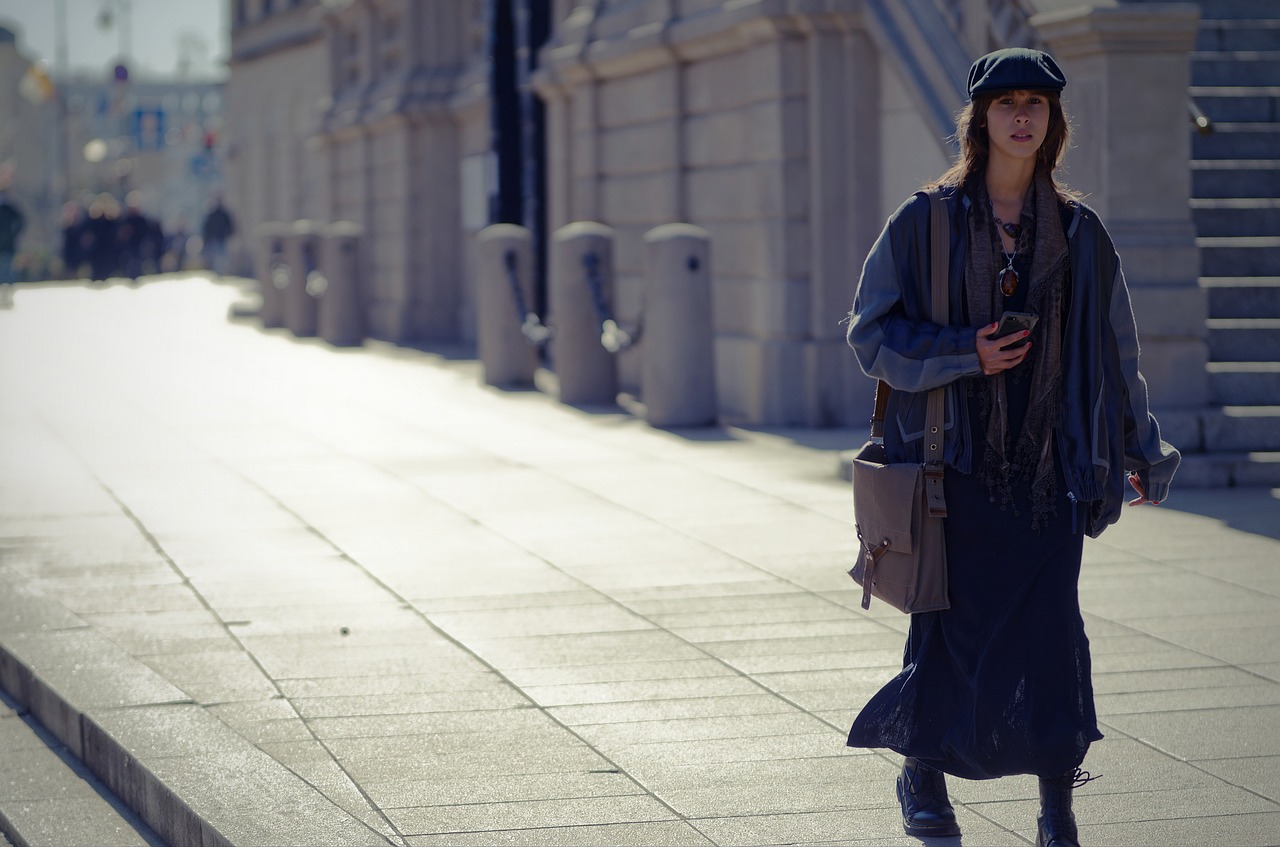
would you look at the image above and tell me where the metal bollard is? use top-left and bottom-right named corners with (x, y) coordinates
top-left (318, 222), bottom-right (363, 347)
top-left (256, 222), bottom-right (290, 328)
top-left (283, 220), bottom-right (323, 337)
top-left (476, 224), bottom-right (541, 387)
top-left (550, 222), bottom-right (619, 405)
top-left (643, 224), bottom-right (717, 427)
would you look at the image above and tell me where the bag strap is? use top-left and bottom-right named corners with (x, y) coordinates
top-left (923, 192), bottom-right (949, 518)
top-left (869, 192), bottom-right (949, 515)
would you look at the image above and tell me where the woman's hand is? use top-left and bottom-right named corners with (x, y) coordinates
top-left (976, 322), bottom-right (1031, 375)
top-left (1127, 472), bottom-right (1160, 506)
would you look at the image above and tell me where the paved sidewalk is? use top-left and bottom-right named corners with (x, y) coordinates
top-left (0, 276), bottom-right (1277, 847)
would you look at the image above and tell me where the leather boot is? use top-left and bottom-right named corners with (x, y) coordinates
top-left (1037, 772), bottom-right (1081, 847)
top-left (897, 757), bottom-right (961, 838)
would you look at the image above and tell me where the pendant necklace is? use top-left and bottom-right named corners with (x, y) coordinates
top-left (994, 210), bottom-right (1020, 298)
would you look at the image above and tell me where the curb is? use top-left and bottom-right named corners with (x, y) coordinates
top-left (0, 589), bottom-right (389, 847)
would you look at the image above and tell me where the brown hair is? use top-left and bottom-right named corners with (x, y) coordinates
top-left (928, 89), bottom-right (1077, 200)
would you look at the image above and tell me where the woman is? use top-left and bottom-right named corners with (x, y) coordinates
top-left (845, 48), bottom-right (1180, 847)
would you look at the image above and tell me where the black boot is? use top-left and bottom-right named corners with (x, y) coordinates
top-left (897, 757), bottom-right (961, 838)
top-left (1037, 769), bottom-right (1094, 847)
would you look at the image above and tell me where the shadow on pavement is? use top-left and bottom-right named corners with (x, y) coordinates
top-left (1160, 485), bottom-right (1280, 541)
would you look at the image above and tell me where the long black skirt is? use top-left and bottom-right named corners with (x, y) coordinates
top-left (846, 459), bottom-right (1102, 780)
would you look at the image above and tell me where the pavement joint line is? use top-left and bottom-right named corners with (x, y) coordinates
top-left (207, 446), bottom-right (708, 835)
top-left (0, 630), bottom-right (397, 847)
top-left (40, 427), bottom-right (409, 846)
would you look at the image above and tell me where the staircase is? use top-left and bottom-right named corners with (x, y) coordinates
top-left (1184, 0), bottom-right (1280, 485)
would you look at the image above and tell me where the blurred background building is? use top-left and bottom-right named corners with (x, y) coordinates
top-left (0, 0), bottom-right (1275, 484)
top-left (0, 1), bottom-right (227, 279)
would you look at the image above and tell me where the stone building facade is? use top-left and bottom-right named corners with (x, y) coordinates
top-left (226, 0), bottom-right (1207, 430)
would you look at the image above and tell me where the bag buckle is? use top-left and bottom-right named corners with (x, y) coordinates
top-left (860, 537), bottom-right (891, 610)
top-left (923, 461), bottom-right (947, 518)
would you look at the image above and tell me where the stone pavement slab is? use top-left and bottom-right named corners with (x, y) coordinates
top-left (0, 277), bottom-right (1278, 846)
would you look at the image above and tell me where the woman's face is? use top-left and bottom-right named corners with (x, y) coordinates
top-left (984, 90), bottom-right (1050, 165)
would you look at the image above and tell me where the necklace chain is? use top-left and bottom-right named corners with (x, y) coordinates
top-left (993, 205), bottom-right (1020, 298)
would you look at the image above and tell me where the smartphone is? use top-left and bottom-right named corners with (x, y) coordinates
top-left (992, 311), bottom-right (1039, 349)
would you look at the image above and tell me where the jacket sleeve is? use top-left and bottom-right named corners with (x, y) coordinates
top-left (846, 197), bottom-right (982, 393)
top-left (1108, 260), bottom-right (1181, 503)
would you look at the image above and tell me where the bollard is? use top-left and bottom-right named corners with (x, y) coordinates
top-left (256, 222), bottom-right (290, 328)
top-left (477, 224), bottom-right (541, 387)
top-left (318, 222), bottom-right (363, 347)
top-left (643, 224), bottom-right (717, 427)
top-left (549, 222), bottom-right (618, 405)
top-left (283, 220), bottom-right (323, 337)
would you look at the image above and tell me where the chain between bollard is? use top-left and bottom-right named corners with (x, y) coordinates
top-left (503, 250), bottom-right (552, 345)
top-left (582, 251), bottom-right (641, 354)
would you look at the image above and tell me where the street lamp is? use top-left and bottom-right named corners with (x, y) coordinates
top-left (97, 0), bottom-right (133, 64)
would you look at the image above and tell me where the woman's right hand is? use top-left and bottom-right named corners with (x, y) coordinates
top-left (976, 322), bottom-right (1031, 375)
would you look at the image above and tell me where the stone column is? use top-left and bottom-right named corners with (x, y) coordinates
top-left (476, 224), bottom-right (541, 388)
top-left (283, 220), bottom-right (324, 338)
top-left (643, 224), bottom-right (716, 427)
top-left (1034, 4), bottom-right (1208, 427)
top-left (549, 221), bottom-right (618, 406)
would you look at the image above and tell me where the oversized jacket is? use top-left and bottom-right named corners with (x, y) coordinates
top-left (847, 186), bottom-right (1180, 538)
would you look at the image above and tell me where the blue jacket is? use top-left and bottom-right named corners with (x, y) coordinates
top-left (847, 187), bottom-right (1180, 538)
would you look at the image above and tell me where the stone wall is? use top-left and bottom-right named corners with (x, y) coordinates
top-left (225, 1), bottom-right (328, 273)
top-left (225, 0), bottom-right (1203, 428)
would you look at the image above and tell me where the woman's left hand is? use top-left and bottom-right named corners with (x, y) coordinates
top-left (1127, 472), bottom-right (1159, 506)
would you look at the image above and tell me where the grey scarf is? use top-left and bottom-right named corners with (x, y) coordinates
top-left (965, 171), bottom-right (1069, 528)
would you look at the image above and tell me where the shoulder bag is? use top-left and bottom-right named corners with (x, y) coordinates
top-left (848, 191), bottom-right (950, 614)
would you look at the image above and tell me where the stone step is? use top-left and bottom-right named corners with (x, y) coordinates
top-left (1207, 317), bottom-right (1280, 360)
top-left (1197, 19), bottom-right (1280, 52)
top-left (1190, 86), bottom-right (1280, 123)
top-left (1174, 450), bottom-right (1280, 487)
top-left (1208, 361), bottom-right (1280, 404)
top-left (1180, 0), bottom-right (1280, 20)
top-left (1191, 123), bottom-right (1280, 159)
top-left (1192, 52), bottom-right (1280, 86)
top-left (1203, 405), bottom-right (1280, 451)
top-left (1192, 160), bottom-right (1280, 198)
top-left (1191, 198), bottom-right (1280, 237)
top-left (1199, 236), bottom-right (1280, 276)
top-left (1202, 276), bottom-right (1280, 318)
top-left (0, 696), bottom-right (156, 847)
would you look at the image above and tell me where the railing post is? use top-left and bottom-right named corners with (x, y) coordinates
top-left (549, 221), bottom-right (617, 405)
top-left (477, 223), bottom-right (541, 387)
top-left (283, 220), bottom-right (323, 338)
top-left (643, 224), bottom-right (717, 427)
top-left (318, 222), bottom-right (363, 347)
top-left (256, 222), bottom-right (289, 328)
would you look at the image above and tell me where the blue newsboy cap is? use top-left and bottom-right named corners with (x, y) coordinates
top-left (967, 48), bottom-right (1066, 99)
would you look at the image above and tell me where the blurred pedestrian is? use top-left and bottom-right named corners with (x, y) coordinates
top-left (0, 189), bottom-right (25, 307)
top-left (60, 200), bottom-right (85, 279)
top-left (164, 217), bottom-right (190, 272)
top-left (117, 192), bottom-right (149, 281)
top-left (201, 194), bottom-right (235, 276)
top-left (85, 195), bottom-right (120, 282)
top-left (844, 48), bottom-right (1181, 847)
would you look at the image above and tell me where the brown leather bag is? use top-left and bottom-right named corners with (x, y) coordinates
top-left (849, 192), bottom-right (950, 614)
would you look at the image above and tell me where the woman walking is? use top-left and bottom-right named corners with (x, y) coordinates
top-left (844, 48), bottom-right (1180, 846)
